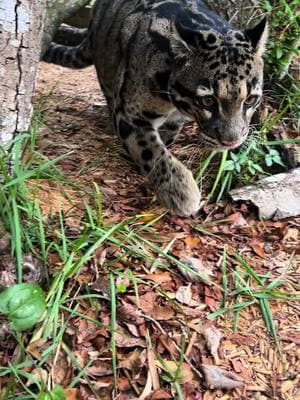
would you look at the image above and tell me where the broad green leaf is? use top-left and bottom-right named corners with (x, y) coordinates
top-left (273, 157), bottom-right (285, 167)
top-left (276, 47), bottom-right (283, 59)
top-left (230, 152), bottom-right (238, 162)
top-left (36, 385), bottom-right (65, 400)
top-left (248, 166), bottom-right (256, 175)
top-left (36, 385), bottom-right (66, 400)
top-left (265, 155), bottom-right (273, 167)
top-left (253, 164), bottom-right (264, 173)
top-left (235, 163), bottom-right (241, 173)
top-left (116, 283), bottom-right (127, 293)
top-left (0, 283), bottom-right (46, 332)
top-left (224, 160), bottom-right (235, 171)
top-left (238, 152), bottom-right (248, 164)
top-left (269, 149), bottom-right (279, 156)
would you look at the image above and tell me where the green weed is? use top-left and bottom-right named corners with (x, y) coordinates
top-left (209, 252), bottom-right (299, 354)
top-left (261, 0), bottom-right (300, 78)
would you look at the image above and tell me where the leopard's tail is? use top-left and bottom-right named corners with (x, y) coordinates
top-left (42, 34), bottom-right (93, 69)
top-left (53, 26), bottom-right (88, 47)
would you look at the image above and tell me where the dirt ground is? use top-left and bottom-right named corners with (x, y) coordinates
top-left (33, 62), bottom-right (300, 400)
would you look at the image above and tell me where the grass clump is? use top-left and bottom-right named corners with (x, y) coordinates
top-left (0, 117), bottom-right (214, 399)
top-left (209, 250), bottom-right (299, 354)
top-left (261, 0), bottom-right (300, 78)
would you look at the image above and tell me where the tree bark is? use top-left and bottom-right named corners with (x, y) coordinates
top-left (0, 0), bottom-right (90, 148)
top-left (0, 0), bottom-right (46, 146)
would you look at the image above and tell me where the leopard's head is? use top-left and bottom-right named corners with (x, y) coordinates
top-left (169, 18), bottom-right (268, 150)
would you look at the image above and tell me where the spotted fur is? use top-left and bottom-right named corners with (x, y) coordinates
top-left (43, 0), bottom-right (268, 216)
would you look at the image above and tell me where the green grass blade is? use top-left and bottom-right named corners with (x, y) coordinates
top-left (11, 196), bottom-right (23, 283)
top-left (195, 150), bottom-right (218, 183)
top-left (110, 274), bottom-right (118, 390)
top-left (206, 150), bottom-right (228, 203)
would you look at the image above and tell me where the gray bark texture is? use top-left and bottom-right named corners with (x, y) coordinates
top-left (0, 0), bottom-right (46, 146)
top-left (0, 0), bottom-right (90, 148)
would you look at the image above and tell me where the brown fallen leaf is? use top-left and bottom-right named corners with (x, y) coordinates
top-left (151, 305), bottom-right (174, 321)
top-left (51, 350), bottom-right (72, 386)
top-left (249, 238), bottom-right (267, 259)
top-left (183, 236), bottom-right (202, 251)
top-left (200, 325), bottom-right (223, 362)
top-left (148, 347), bottom-right (160, 391)
top-left (117, 377), bottom-right (132, 392)
top-left (115, 331), bottom-right (146, 348)
top-left (182, 382), bottom-right (203, 400)
top-left (124, 322), bottom-right (140, 337)
top-left (140, 271), bottom-right (173, 286)
top-left (175, 284), bottom-right (199, 307)
top-left (138, 370), bottom-right (152, 400)
top-left (0, 231), bottom-right (10, 254)
top-left (178, 256), bottom-right (214, 283)
top-left (26, 338), bottom-right (48, 360)
top-left (87, 361), bottom-right (113, 377)
top-left (118, 302), bottom-right (144, 325)
top-left (64, 388), bottom-right (83, 400)
top-left (282, 227), bottom-right (300, 253)
top-left (148, 390), bottom-right (173, 399)
top-left (158, 334), bottom-right (179, 357)
top-left (26, 368), bottom-right (48, 387)
top-left (118, 349), bottom-right (146, 371)
top-left (180, 304), bottom-right (206, 318)
top-left (130, 292), bottom-right (175, 321)
top-left (156, 360), bottom-right (194, 384)
top-left (200, 365), bottom-right (244, 390)
top-left (226, 212), bottom-right (248, 228)
top-left (204, 287), bottom-right (219, 312)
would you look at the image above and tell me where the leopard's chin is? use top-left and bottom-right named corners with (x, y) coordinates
top-left (202, 139), bottom-right (245, 151)
top-left (217, 139), bottom-right (245, 151)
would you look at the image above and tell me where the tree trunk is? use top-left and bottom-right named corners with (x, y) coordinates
top-left (0, 0), bottom-right (90, 148)
top-left (0, 0), bottom-right (46, 147)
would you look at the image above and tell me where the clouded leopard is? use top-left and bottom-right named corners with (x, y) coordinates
top-left (43, 0), bottom-right (268, 216)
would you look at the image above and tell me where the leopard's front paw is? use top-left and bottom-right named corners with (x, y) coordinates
top-left (152, 158), bottom-right (201, 216)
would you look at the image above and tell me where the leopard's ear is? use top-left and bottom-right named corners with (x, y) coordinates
top-left (175, 20), bottom-right (200, 50)
top-left (175, 20), bottom-right (216, 52)
top-left (244, 17), bottom-right (268, 56)
top-left (169, 20), bottom-right (195, 64)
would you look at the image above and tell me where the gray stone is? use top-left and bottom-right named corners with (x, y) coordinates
top-left (230, 168), bottom-right (300, 220)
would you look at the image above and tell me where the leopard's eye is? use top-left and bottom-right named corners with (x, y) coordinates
top-left (244, 95), bottom-right (258, 107)
top-left (198, 96), bottom-right (215, 108)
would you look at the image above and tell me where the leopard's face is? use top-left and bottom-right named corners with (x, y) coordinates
top-left (170, 19), bottom-right (268, 150)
